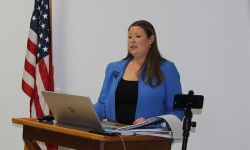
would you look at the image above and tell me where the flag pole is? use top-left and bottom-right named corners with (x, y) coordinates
top-left (49, 0), bottom-right (54, 92)
top-left (50, 0), bottom-right (52, 33)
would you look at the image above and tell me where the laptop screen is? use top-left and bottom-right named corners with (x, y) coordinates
top-left (42, 91), bottom-right (103, 130)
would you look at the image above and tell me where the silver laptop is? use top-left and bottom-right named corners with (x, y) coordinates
top-left (42, 91), bottom-right (122, 131)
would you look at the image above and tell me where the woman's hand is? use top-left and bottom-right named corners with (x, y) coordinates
top-left (133, 117), bottom-right (146, 124)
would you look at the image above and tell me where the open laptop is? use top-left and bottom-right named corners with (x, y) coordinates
top-left (42, 91), bottom-right (124, 133)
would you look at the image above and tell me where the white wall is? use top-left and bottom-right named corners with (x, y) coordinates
top-left (0, 0), bottom-right (32, 149)
top-left (2, 0), bottom-right (250, 149)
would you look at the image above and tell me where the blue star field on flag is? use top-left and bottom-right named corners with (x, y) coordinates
top-left (30, 0), bottom-right (51, 62)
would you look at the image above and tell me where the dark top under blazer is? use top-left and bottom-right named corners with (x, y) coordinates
top-left (94, 58), bottom-right (184, 122)
top-left (115, 78), bottom-right (138, 124)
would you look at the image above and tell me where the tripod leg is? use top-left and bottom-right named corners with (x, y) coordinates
top-left (182, 138), bottom-right (188, 150)
top-left (181, 108), bottom-right (192, 150)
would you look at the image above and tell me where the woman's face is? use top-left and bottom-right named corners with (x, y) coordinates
top-left (128, 26), bottom-right (154, 59)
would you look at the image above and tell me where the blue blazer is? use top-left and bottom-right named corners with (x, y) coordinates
top-left (94, 58), bottom-right (184, 122)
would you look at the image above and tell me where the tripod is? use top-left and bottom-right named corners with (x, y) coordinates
top-left (174, 90), bottom-right (204, 150)
top-left (182, 96), bottom-right (195, 150)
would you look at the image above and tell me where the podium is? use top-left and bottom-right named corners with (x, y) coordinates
top-left (12, 118), bottom-right (172, 150)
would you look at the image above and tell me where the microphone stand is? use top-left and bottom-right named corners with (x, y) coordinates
top-left (181, 91), bottom-right (196, 150)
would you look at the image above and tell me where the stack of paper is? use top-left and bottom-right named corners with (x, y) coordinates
top-left (116, 114), bottom-right (182, 139)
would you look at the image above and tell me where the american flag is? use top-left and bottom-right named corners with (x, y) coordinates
top-left (22, 0), bottom-right (57, 149)
top-left (22, 0), bottom-right (53, 118)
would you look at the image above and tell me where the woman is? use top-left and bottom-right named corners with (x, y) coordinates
top-left (94, 20), bottom-right (184, 125)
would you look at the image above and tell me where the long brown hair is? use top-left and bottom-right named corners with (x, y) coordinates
top-left (125, 20), bottom-right (165, 87)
